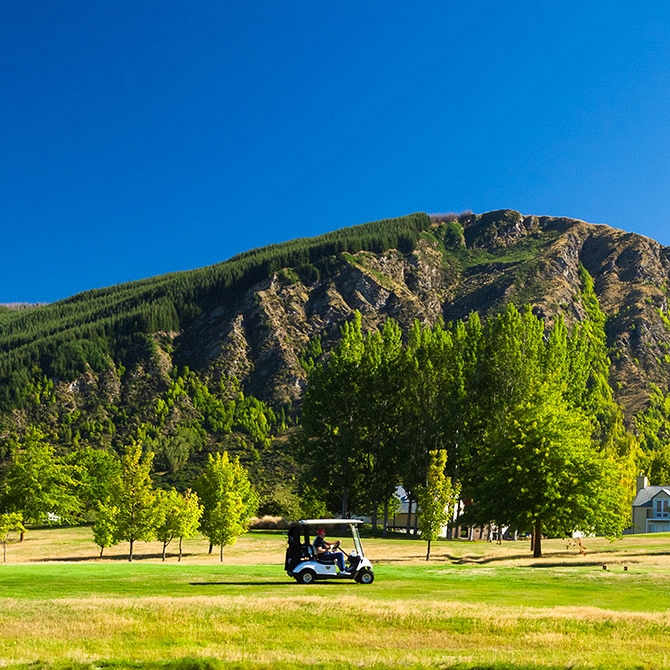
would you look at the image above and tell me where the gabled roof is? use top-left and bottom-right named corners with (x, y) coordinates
top-left (632, 486), bottom-right (670, 507)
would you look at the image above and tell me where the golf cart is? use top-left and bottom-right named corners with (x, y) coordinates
top-left (285, 518), bottom-right (374, 584)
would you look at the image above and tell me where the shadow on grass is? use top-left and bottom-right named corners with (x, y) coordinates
top-left (30, 552), bottom-right (201, 562)
top-left (190, 580), bottom-right (357, 587)
top-left (442, 552), bottom-right (618, 566)
top-left (190, 581), bottom-right (295, 586)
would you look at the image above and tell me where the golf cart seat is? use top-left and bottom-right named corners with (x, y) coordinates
top-left (314, 552), bottom-right (336, 565)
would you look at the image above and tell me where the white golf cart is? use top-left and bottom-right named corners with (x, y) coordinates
top-left (285, 518), bottom-right (375, 584)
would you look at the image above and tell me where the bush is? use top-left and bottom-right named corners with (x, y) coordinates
top-left (248, 515), bottom-right (290, 530)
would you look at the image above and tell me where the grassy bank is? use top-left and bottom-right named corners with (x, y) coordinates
top-left (1, 528), bottom-right (669, 669)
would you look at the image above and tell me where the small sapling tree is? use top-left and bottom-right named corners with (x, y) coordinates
top-left (110, 441), bottom-right (160, 561)
top-left (92, 503), bottom-right (120, 558)
top-left (416, 449), bottom-right (460, 560)
top-left (155, 488), bottom-right (203, 561)
top-left (196, 451), bottom-right (259, 561)
top-left (0, 512), bottom-right (25, 562)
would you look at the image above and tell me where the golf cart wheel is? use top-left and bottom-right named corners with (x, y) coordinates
top-left (297, 569), bottom-right (316, 584)
top-left (356, 569), bottom-right (374, 584)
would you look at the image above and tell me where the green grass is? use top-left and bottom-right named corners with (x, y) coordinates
top-left (2, 530), bottom-right (670, 669)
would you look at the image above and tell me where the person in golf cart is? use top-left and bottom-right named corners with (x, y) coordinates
top-left (313, 527), bottom-right (347, 572)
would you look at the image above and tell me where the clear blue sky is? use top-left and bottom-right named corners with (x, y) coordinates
top-left (4, 2), bottom-right (670, 303)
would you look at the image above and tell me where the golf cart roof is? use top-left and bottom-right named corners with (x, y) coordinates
top-left (299, 518), bottom-right (364, 526)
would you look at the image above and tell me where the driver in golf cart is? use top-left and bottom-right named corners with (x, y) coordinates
top-left (313, 527), bottom-right (347, 572)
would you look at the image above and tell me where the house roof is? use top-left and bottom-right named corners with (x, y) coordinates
top-left (632, 486), bottom-right (670, 507)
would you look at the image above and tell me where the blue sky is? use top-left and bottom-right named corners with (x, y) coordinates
top-left (4, 2), bottom-right (670, 303)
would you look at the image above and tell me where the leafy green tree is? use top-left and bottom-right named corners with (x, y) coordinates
top-left (92, 503), bottom-right (120, 558)
top-left (401, 316), bottom-right (482, 532)
top-left (196, 452), bottom-right (259, 561)
top-left (468, 385), bottom-right (629, 557)
top-left (416, 450), bottom-right (460, 560)
top-left (299, 313), bottom-right (367, 516)
top-left (356, 319), bottom-right (406, 527)
top-left (0, 428), bottom-right (82, 527)
top-left (258, 482), bottom-right (303, 521)
top-left (69, 446), bottom-right (121, 517)
top-left (155, 488), bottom-right (203, 561)
top-left (0, 512), bottom-right (25, 562)
top-left (110, 441), bottom-right (160, 561)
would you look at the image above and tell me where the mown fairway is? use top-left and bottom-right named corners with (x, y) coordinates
top-left (1, 528), bottom-right (670, 669)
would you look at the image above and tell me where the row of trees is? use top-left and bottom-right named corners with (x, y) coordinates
top-left (299, 268), bottom-right (638, 557)
top-left (0, 429), bottom-right (258, 561)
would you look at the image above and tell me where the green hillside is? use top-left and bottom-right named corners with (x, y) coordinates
top-left (0, 212), bottom-right (430, 404)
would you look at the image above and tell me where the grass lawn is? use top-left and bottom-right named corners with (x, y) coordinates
top-left (1, 527), bottom-right (670, 669)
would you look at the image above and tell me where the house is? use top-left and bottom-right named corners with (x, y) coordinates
top-left (631, 475), bottom-right (670, 533)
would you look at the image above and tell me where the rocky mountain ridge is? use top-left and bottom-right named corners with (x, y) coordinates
top-left (172, 210), bottom-right (670, 420)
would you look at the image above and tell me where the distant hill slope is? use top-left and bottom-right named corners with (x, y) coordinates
top-left (2, 209), bottom-right (670, 438)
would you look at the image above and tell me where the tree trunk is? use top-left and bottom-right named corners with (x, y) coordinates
top-left (533, 518), bottom-right (542, 558)
top-left (19, 531), bottom-right (25, 542)
top-left (405, 493), bottom-right (413, 534)
top-left (178, 537), bottom-right (183, 562)
top-left (129, 538), bottom-right (134, 562)
top-left (3, 540), bottom-right (6, 563)
top-left (99, 546), bottom-right (104, 558)
top-left (219, 544), bottom-right (224, 562)
top-left (426, 539), bottom-right (431, 561)
top-left (162, 542), bottom-right (167, 561)
top-left (341, 484), bottom-right (350, 519)
top-left (208, 542), bottom-right (213, 554)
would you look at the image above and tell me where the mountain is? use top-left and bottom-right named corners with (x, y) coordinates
top-left (1, 209), bottom-right (669, 479)
top-left (177, 208), bottom-right (670, 419)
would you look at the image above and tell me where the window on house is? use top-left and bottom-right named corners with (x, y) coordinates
top-left (655, 498), bottom-right (669, 518)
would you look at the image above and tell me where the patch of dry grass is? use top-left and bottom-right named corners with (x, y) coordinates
top-left (0, 593), bottom-right (668, 668)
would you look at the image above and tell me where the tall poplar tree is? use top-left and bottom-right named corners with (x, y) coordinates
top-left (357, 319), bottom-right (406, 527)
top-left (299, 313), bottom-right (367, 516)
